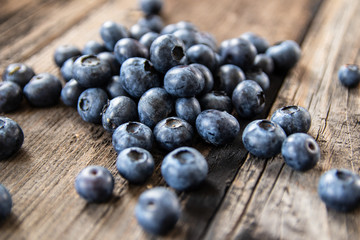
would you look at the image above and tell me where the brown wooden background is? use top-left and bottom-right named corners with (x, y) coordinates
top-left (1, 0), bottom-right (359, 239)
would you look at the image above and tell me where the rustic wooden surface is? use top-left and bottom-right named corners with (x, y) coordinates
top-left (0, 0), bottom-right (359, 239)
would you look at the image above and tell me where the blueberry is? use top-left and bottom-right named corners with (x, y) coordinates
top-left (199, 91), bottom-right (232, 113)
top-left (266, 40), bottom-right (301, 71)
top-left (114, 38), bottom-right (149, 65)
top-left (97, 52), bottom-right (121, 76)
top-left (196, 31), bottom-right (218, 52)
top-left (139, 32), bottom-right (160, 50)
top-left (271, 105), bottom-right (311, 135)
top-left (60, 56), bottom-right (78, 82)
top-left (242, 119), bottom-right (286, 158)
top-left (0, 81), bottom-right (22, 113)
top-left (282, 133), bottom-right (320, 171)
top-left (240, 32), bottom-right (270, 54)
top-left (0, 117), bottom-right (24, 160)
top-left (77, 88), bottom-right (108, 124)
top-left (245, 67), bottom-right (270, 91)
top-left (82, 40), bottom-right (107, 55)
top-left (112, 121), bottom-right (154, 153)
top-left (150, 34), bottom-right (186, 74)
top-left (60, 79), bottom-right (85, 107)
top-left (102, 96), bottom-right (138, 133)
top-left (138, 87), bottom-right (173, 128)
top-left (175, 97), bottom-right (201, 125)
top-left (105, 75), bottom-right (129, 99)
top-left (232, 80), bottom-right (265, 119)
top-left (2, 63), bottom-right (35, 88)
top-left (72, 55), bottom-right (112, 88)
top-left (54, 44), bottom-right (81, 67)
top-left (0, 184), bottom-right (12, 220)
top-left (254, 54), bottom-right (274, 75)
top-left (217, 64), bottom-right (245, 97)
top-left (130, 23), bottom-right (152, 40)
top-left (24, 73), bottom-right (62, 107)
top-left (186, 44), bottom-right (218, 72)
top-left (135, 187), bottom-right (180, 235)
top-left (173, 29), bottom-right (199, 50)
top-left (99, 21), bottom-right (129, 51)
top-left (164, 65), bottom-right (204, 97)
top-left (190, 63), bottom-right (214, 95)
top-left (75, 165), bottom-right (114, 203)
top-left (161, 147), bottom-right (208, 191)
top-left (318, 169), bottom-right (360, 212)
top-left (154, 117), bottom-right (194, 151)
top-left (116, 147), bottom-right (154, 184)
top-left (138, 15), bottom-right (164, 33)
top-left (120, 58), bottom-right (161, 98)
top-left (338, 64), bottom-right (360, 88)
top-left (196, 109), bottom-right (240, 146)
top-left (139, 0), bottom-right (164, 16)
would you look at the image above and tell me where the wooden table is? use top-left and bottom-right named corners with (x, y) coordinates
top-left (1, 0), bottom-right (359, 239)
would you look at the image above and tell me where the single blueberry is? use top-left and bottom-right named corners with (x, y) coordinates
top-left (175, 97), bottom-right (201, 125)
top-left (139, 0), bottom-right (164, 16)
top-left (240, 32), bottom-right (270, 54)
top-left (114, 38), bottom-right (149, 65)
top-left (245, 67), bottom-right (270, 91)
top-left (139, 32), bottom-right (160, 50)
top-left (196, 109), bottom-right (240, 146)
top-left (138, 15), bottom-right (164, 33)
top-left (116, 147), bottom-right (154, 184)
top-left (2, 63), bottom-right (35, 88)
top-left (77, 88), bottom-right (108, 124)
top-left (0, 184), bottom-right (12, 220)
top-left (232, 80), bottom-right (265, 119)
top-left (161, 147), bottom-right (208, 191)
top-left (96, 52), bottom-right (121, 76)
top-left (338, 64), bottom-right (360, 88)
top-left (82, 40), bottom-right (107, 55)
top-left (99, 21), bottom-right (129, 51)
top-left (217, 64), bottom-right (245, 97)
top-left (0, 117), bottom-right (24, 160)
top-left (186, 44), bottom-right (218, 72)
top-left (0, 81), bottom-right (22, 113)
top-left (102, 96), bottom-right (138, 133)
top-left (75, 165), bottom-right (114, 203)
top-left (130, 23), bottom-right (152, 40)
top-left (60, 56), bottom-right (78, 82)
top-left (112, 121), bottom-right (154, 153)
top-left (242, 119), bottom-right (286, 158)
top-left (105, 75), bottom-right (129, 99)
top-left (318, 169), bottom-right (360, 212)
top-left (282, 133), bottom-right (320, 171)
top-left (199, 91), bottom-right (232, 113)
top-left (54, 44), bottom-right (81, 67)
top-left (271, 105), bottom-right (311, 135)
top-left (24, 73), bottom-right (62, 107)
top-left (61, 79), bottom-right (85, 107)
top-left (254, 54), bottom-right (274, 75)
top-left (190, 63), bottom-right (214, 95)
top-left (266, 40), bottom-right (301, 71)
top-left (135, 187), bottom-right (180, 235)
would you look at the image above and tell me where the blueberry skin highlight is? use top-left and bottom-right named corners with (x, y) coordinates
top-left (120, 58), bottom-right (161, 98)
top-left (139, 0), bottom-right (164, 16)
top-left (138, 87), bottom-right (174, 128)
top-left (2, 63), bottom-right (35, 88)
top-left (24, 73), bottom-right (62, 107)
top-left (196, 109), bottom-right (240, 146)
top-left (130, 23), bottom-right (151, 40)
top-left (102, 96), bottom-right (138, 133)
top-left (217, 64), bottom-right (245, 97)
top-left (242, 119), bottom-right (286, 158)
top-left (116, 147), bottom-right (154, 184)
top-left (154, 117), bottom-right (194, 151)
top-left (254, 54), bottom-right (274, 75)
top-left (161, 147), bottom-right (208, 191)
top-left (105, 75), bottom-right (129, 99)
top-left (199, 91), bottom-right (232, 113)
top-left (281, 133), bottom-right (320, 171)
top-left (266, 40), bottom-right (301, 71)
top-left (139, 32), bottom-right (160, 50)
top-left (60, 57), bottom-right (77, 82)
top-left (60, 79), bottom-right (85, 107)
top-left (72, 55), bottom-right (112, 88)
top-left (135, 187), bottom-right (180, 235)
top-left (0, 81), bottom-right (22, 113)
top-left (100, 21), bottom-right (129, 51)
top-left (150, 34), bottom-right (186, 74)
top-left (54, 44), bottom-right (81, 67)
top-left (164, 65), bottom-right (204, 97)
top-left (114, 38), bottom-right (149, 65)
top-left (338, 64), bottom-right (360, 88)
top-left (77, 88), bottom-right (108, 124)
top-left (0, 117), bottom-right (24, 160)
top-left (232, 80), bottom-right (265, 119)
top-left (112, 121), bottom-right (154, 153)
top-left (318, 169), bottom-right (360, 212)
top-left (75, 165), bottom-right (114, 203)
top-left (0, 184), bottom-right (12, 220)
top-left (271, 105), bottom-right (311, 136)
top-left (175, 97), bottom-right (201, 125)
top-left (186, 44), bottom-right (218, 72)
top-left (190, 63), bottom-right (214, 95)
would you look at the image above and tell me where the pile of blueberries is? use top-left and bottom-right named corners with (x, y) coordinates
top-left (1, 0), bottom-right (360, 234)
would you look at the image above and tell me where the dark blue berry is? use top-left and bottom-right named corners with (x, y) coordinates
top-left (102, 96), bottom-right (138, 133)
top-left (190, 63), bottom-right (214, 95)
top-left (138, 15), bottom-right (164, 33)
top-left (116, 147), bottom-right (154, 184)
top-left (139, 0), bottom-right (164, 16)
top-left (318, 169), bottom-right (360, 212)
top-left (196, 109), bottom-right (240, 146)
top-left (161, 147), bottom-right (208, 191)
top-left (240, 32), bottom-right (270, 54)
top-left (0, 184), bottom-right (12, 220)
top-left (254, 54), bottom-right (274, 75)
top-left (0, 117), bottom-right (24, 160)
top-left (112, 121), bottom-right (154, 153)
top-left (77, 88), bottom-right (108, 124)
top-left (271, 105), bottom-right (311, 136)
top-left (114, 38), bottom-right (149, 65)
top-left (2, 63), bottom-right (35, 88)
top-left (199, 91), bottom-right (232, 113)
top-left (338, 64), bottom-right (360, 88)
top-left (245, 68), bottom-right (270, 91)
top-left (99, 21), bottom-right (129, 51)
top-left (175, 97), bottom-right (201, 125)
top-left (196, 31), bottom-right (218, 52)
top-left (217, 64), bottom-right (245, 97)
top-left (96, 52), bottom-right (121, 76)
top-left (54, 44), bottom-right (81, 67)
top-left (220, 38), bottom-right (257, 70)
top-left (154, 117), bottom-right (194, 151)
top-left (242, 119), bottom-right (286, 158)
top-left (105, 75), bottom-right (129, 99)
top-left (282, 133), bottom-right (320, 171)
top-left (60, 79), bottom-right (85, 107)
top-left (75, 165), bottom-right (114, 203)
top-left (82, 40), bottom-right (107, 55)
top-left (135, 187), bottom-right (180, 235)
top-left (0, 81), bottom-right (22, 113)
top-left (60, 56), bottom-right (78, 82)
top-left (139, 32), bottom-right (160, 50)
top-left (24, 73), bottom-right (62, 107)
top-left (186, 44), bottom-right (218, 72)
top-left (173, 29), bottom-right (199, 50)
top-left (266, 40), bottom-right (301, 71)
top-left (130, 23), bottom-right (151, 40)
top-left (232, 80), bottom-right (265, 119)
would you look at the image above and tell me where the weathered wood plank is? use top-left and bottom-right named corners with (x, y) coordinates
top-left (204, 0), bottom-right (360, 239)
